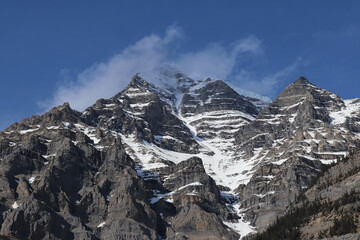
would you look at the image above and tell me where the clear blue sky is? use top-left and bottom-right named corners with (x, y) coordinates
top-left (1, 1), bottom-right (360, 130)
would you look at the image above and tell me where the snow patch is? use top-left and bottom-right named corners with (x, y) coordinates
top-left (42, 153), bottom-right (57, 159)
top-left (28, 177), bottom-right (35, 184)
top-left (97, 222), bottom-right (106, 228)
top-left (19, 128), bottom-right (39, 134)
top-left (12, 201), bottom-right (19, 209)
top-left (329, 98), bottom-right (360, 125)
top-left (47, 126), bottom-right (60, 130)
top-left (272, 158), bottom-right (288, 165)
top-left (177, 182), bottom-right (203, 191)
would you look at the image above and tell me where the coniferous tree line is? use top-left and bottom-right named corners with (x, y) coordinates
top-left (254, 146), bottom-right (360, 240)
top-left (254, 190), bottom-right (360, 240)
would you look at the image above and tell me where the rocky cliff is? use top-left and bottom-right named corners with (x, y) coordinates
top-left (254, 147), bottom-right (360, 239)
top-left (0, 73), bottom-right (360, 239)
top-left (234, 77), bottom-right (360, 232)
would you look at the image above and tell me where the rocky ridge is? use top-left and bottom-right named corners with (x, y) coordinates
top-left (0, 73), bottom-right (360, 239)
top-left (234, 77), bottom-right (360, 232)
top-left (253, 147), bottom-right (360, 239)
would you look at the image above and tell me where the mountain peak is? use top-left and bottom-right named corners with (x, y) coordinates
top-left (129, 73), bottom-right (148, 87)
top-left (265, 75), bottom-right (344, 118)
top-left (293, 76), bottom-right (309, 85)
top-left (275, 76), bottom-right (316, 102)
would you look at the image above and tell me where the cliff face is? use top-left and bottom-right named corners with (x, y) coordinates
top-left (0, 73), bottom-right (360, 239)
top-left (253, 147), bottom-right (360, 240)
top-left (234, 77), bottom-right (360, 231)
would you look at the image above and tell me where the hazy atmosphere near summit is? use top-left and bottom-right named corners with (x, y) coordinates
top-left (1, 1), bottom-right (359, 130)
top-left (1, 2), bottom-right (360, 240)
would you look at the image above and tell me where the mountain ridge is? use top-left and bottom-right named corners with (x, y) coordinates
top-left (0, 74), bottom-right (359, 239)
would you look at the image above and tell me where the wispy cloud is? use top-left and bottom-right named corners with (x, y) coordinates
top-left (312, 26), bottom-right (359, 41)
top-left (41, 25), bottom-right (298, 111)
top-left (231, 59), bottom-right (301, 97)
top-left (175, 35), bottom-right (262, 80)
top-left (41, 26), bottom-right (181, 111)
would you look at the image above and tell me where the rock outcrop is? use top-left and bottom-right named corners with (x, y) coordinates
top-left (254, 147), bottom-right (360, 239)
top-left (234, 77), bottom-right (360, 232)
top-left (1, 73), bottom-right (360, 239)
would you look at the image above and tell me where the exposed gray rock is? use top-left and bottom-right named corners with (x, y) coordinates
top-left (235, 77), bottom-right (360, 232)
top-left (155, 157), bottom-right (240, 240)
top-left (1, 74), bottom-right (360, 240)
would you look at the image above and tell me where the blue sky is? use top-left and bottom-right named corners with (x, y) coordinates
top-left (1, 1), bottom-right (360, 130)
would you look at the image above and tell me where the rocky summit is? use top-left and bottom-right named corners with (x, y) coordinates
top-left (0, 73), bottom-right (360, 239)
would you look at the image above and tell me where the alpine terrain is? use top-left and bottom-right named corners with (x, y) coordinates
top-left (0, 72), bottom-right (360, 240)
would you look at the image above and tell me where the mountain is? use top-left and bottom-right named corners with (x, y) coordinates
top-left (254, 147), bottom-right (360, 240)
top-left (0, 73), bottom-right (359, 239)
top-left (234, 77), bottom-right (360, 232)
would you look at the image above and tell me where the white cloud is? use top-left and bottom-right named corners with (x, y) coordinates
top-left (41, 26), bottom-right (181, 111)
top-left (41, 26), bottom-right (298, 111)
top-left (230, 59), bottom-right (301, 97)
top-left (175, 35), bottom-right (262, 80)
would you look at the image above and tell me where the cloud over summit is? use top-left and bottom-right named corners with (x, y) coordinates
top-left (42, 26), bottom-right (297, 111)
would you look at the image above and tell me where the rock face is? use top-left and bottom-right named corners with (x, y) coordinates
top-left (1, 73), bottom-right (360, 239)
top-left (0, 106), bottom-right (158, 239)
top-left (253, 147), bottom-right (360, 240)
top-left (0, 73), bottom-right (254, 239)
top-left (155, 157), bottom-right (239, 240)
top-left (298, 148), bottom-right (360, 240)
top-left (234, 77), bottom-right (360, 232)
top-left (83, 74), bottom-right (201, 154)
